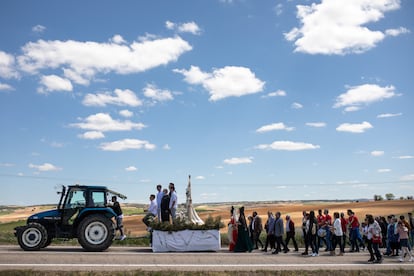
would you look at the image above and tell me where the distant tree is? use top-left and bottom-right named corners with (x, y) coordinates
top-left (400, 196), bottom-right (404, 200)
top-left (385, 193), bottom-right (395, 200)
top-left (374, 195), bottom-right (383, 201)
top-left (407, 196), bottom-right (413, 200)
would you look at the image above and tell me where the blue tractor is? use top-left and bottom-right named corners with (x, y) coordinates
top-left (14, 185), bottom-right (127, 251)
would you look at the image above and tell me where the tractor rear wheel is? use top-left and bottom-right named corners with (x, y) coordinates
top-left (17, 223), bottom-right (48, 251)
top-left (77, 214), bottom-right (114, 251)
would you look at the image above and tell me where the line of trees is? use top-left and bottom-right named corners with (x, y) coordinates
top-left (374, 194), bottom-right (414, 201)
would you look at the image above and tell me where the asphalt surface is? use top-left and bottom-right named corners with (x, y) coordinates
top-left (0, 245), bottom-right (413, 272)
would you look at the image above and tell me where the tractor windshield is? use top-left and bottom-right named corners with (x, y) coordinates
top-left (65, 188), bottom-right (86, 209)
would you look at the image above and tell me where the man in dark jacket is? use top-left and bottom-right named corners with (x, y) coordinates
top-left (252, 211), bottom-right (264, 249)
top-left (160, 189), bottom-right (170, 223)
top-left (273, 211), bottom-right (288, 254)
top-left (285, 215), bottom-right (299, 251)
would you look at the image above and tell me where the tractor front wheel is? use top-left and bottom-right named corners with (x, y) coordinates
top-left (77, 214), bottom-right (114, 251)
top-left (17, 223), bottom-right (48, 251)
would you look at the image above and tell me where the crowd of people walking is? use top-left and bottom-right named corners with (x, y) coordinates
top-left (228, 206), bottom-right (414, 263)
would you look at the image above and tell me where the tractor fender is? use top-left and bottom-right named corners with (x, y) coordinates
top-left (74, 208), bottom-right (117, 228)
top-left (78, 207), bottom-right (117, 219)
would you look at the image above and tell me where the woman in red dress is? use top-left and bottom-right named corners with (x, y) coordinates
top-left (228, 206), bottom-right (238, 251)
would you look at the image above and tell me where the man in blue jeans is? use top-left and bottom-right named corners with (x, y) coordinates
top-left (323, 209), bottom-right (333, 253)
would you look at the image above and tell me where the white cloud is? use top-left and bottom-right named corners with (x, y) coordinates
top-left (143, 84), bottom-right (174, 101)
top-left (371, 150), bottom-right (384, 157)
top-left (262, 90), bottom-right (286, 98)
top-left (165, 21), bottom-right (175, 30)
top-left (29, 162), bottom-right (62, 172)
top-left (111, 34), bottom-right (126, 44)
top-left (17, 36), bottom-right (192, 84)
top-left (377, 112), bottom-right (402, 118)
top-left (78, 131), bottom-right (105, 140)
top-left (334, 84), bottom-right (397, 111)
top-left (38, 74), bottom-right (73, 93)
top-left (274, 3), bottom-right (283, 16)
top-left (0, 82), bottom-right (14, 91)
top-left (223, 157), bottom-right (253, 165)
top-left (100, 139), bottom-right (156, 151)
top-left (0, 51), bottom-right (19, 79)
top-left (291, 102), bottom-right (303, 109)
top-left (163, 144), bottom-right (171, 150)
top-left (195, 175), bottom-right (205, 180)
top-left (255, 140), bottom-right (320, 151)
top-left (125, 166), bottom-right (137, 171)
top-left (166, 21), bottom-right (201, 35)
top-left (285, 0), bottom-right (404, 55)
top-left (395, 155), bottom-right (414, 159)
top-left (306, 122), bottom-right (326, 128)
top-left (377, 168), bottom-right (391, 173)
top-left (400, 174), bottom-right (414, 181)
top-left (385, 27), bottom-right (410, 36)
top-left (336, 121), bottom-right (373, 133)
top-left (256, 122), bottom-right (294, 133)
top-left (119, 109), bottom-right (133, 118)
top-left (83, 89), bottom-right (142, 107)
top-left (32, 25), bottom-right (46, 33)
top-left (174, 65), bottom-right (265, 101)
top-left (71, 113), bottom-right (146, 132)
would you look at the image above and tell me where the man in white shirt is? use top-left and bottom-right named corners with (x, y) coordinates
top-left (156, 184), bottom-right (163, 221)
top-left (169, 183), bottom-right (178, 222)
top-left (142, 194), bottom-right (157, 229)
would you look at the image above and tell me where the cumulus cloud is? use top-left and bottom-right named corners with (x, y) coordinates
top-left (291, 102), bottom-right (303, 109)
top-left (29, 162), bottom-right (62, 172)
top-left (125, 166), bottom-right (137, 171)
top-left (143, 84), bottom-right (174, 102)
top-left (255, 141), bottom-right (320, 151)
top-left (71, 113), bottom-right (145, 132)
top-left (306, 122), bottom-right (326, 128)
top-left (32, 24), bottom-right (46, 34)
top-left (262, 90), bottom-right (286, 98)
top-left (17, 36), bottom-right (192, 85)
top-left (119, 109), bottom-right (133, 118)
top-left (378, 168), bottom-right (391, 173)
top-left (0, 82), bottom-right (14, 91)
top-left (377, 112), bottom-right (402, 118)
top-left (0, 51), bottom-right (19, 79)
top-left (78, 131), bottom-right (105, 140)
top-left (285, 0), bottom-right (405, 55)
top-left (111, 34), bottom-right (126, 44)
top-left (336, 121), bottom-right (373, 133)
top-left (223, 157), bottom-right (253, 165)
top-left (37, 74), bottom-right (73, 93)
top-left (256, 122), bottom-right (294, 133)
top-left (174, 65), bottom-right (265, 101)
top-left (83, 89), bottom-right (142, 107)
top-left (334, 84), bottom-right (397, 111)
top-left (100, 139), bottom-right (156, 151)
top-left (385, 27), bottom-right (410, 36)
top-left (165, 21), bottom-right (201, 35)
top-left (371, 150), bottom-right (384, 157)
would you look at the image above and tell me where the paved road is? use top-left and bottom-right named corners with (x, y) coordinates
top-left (0, 245), bottom-right (413, 272)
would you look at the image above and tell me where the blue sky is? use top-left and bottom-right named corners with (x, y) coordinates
top-left (1, 0), bottom-right (413, 206)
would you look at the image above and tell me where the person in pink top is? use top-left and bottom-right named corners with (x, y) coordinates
top-left (397, 220), bottom-right (414, 262)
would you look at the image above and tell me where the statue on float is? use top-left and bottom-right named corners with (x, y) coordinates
top-left (185, 175), bottom-right (204, 225)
